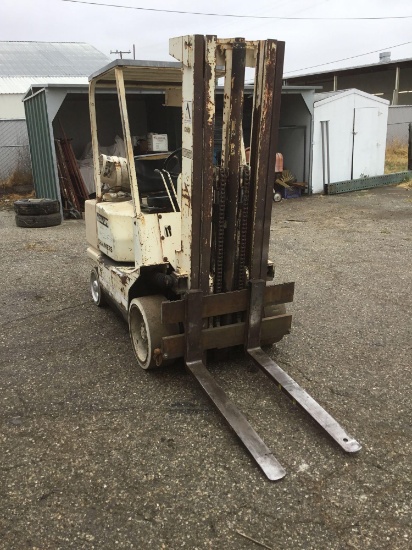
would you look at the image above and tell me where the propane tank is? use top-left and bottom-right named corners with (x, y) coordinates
top-left (99, 154), bottom-right (130, 191)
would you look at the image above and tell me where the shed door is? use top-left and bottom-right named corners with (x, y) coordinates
top-left (352, 107), bottom-right (382, 179)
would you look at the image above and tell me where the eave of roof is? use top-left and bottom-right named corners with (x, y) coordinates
top-left (0, 76), bottom-right (89, 94)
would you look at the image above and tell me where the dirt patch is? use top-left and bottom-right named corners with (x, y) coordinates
top-left (0, 167), bottom-right (33, 191)
top-left (24, 242), bottom-right (57, 252)
top-left (398, 180), bottom-right (412, 189)
top-left (0, 191), bottom-right (35, 211)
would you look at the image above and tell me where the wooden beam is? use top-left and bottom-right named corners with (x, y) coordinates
top-left (162, 314), bottom-right (292, 359)
top-left (161, 282), bottom-right (294, 324)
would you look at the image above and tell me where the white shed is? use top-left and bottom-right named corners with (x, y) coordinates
top-left (311, 89), bottom-right (389, 194)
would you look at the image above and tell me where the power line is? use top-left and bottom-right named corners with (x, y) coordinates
top-left (284, 40), bottom-right (412, 76)
top-left (61, 0), bottom-right (412, 20)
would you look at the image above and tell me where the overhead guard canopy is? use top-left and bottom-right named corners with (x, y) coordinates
top-left (89, 58), bottom-right (227, 89)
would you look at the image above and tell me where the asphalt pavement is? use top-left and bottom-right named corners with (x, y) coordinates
top-left (1, 186), bottom-right (411, 549)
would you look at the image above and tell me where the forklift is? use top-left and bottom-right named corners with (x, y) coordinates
top-left (85, 35), bottom-right (361, 480)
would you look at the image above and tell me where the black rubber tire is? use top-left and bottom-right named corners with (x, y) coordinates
top-left (15, 212), bottom-right (62, 228)
top-left (14, 198), bottom-right (60, 216)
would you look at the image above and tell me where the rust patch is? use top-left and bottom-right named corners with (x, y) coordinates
top-left (119, 274), bottom-right (129, 285)
top-left (153, 348), bottom-right (163, 367)
top-left (181, 183), bottom-right (191, 209)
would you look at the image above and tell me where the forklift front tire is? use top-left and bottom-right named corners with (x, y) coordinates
top-left (129, 295), bottom-right (179, 370)
top-left (90, 268), bottom-right (106, 307)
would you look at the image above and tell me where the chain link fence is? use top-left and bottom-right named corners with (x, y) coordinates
top-left (0, 119), bottom-right (33, 191)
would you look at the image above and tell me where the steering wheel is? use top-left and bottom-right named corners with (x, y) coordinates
top-left (163, 148), bottom-right (182, 176)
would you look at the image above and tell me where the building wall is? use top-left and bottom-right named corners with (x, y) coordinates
top-left (0, 94), bottom-right (25, 119)
top-left (287, 66), bottom-right (412, 106)
top-left (387, 105), bottom-right (412, 144)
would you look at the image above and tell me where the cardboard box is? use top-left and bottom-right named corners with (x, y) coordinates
top-left (147, 133), bottom-right (168, 152)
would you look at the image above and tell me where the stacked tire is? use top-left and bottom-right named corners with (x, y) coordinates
top-left (14, 198), bottom-right (62, 228)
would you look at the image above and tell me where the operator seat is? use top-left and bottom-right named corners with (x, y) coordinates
top-left (134, 153), bottom-right (180, 211)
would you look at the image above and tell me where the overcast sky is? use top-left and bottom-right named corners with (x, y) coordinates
top-left (1, 0), bottom-right (412, 76)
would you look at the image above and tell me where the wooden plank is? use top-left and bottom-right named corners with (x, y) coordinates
top-left (265, 282), bottom-right (295, 305)
top-left (162, 314), bottom-right (292, 359)
top-left (162, 282), bottom-right (294, 324)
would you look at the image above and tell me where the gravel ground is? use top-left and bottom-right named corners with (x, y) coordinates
top-left (1, 186), bottom-right (411, 550)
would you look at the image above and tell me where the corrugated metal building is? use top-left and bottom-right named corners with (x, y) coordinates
top-left (0, 41), bottom-right (109, 184)
top-left (284, 53), bottom-right (412, 107)
top-left (387, 105), bottom-right (412, 144)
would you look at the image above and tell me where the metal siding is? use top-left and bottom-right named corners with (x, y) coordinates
top-left (387, 106), bottom-right (412, 144)
top-left (24, 90), bottom-right (59, 200)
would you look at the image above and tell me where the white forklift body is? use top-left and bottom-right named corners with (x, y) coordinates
top-left (85, 36), bottom-right (361, 481)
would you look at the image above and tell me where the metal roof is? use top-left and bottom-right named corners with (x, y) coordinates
top-left (0, 41), bottom-right (109, 78)
top-left (89, 59), bottom-right (227, 88)
top-left (0, 76), bottom-right (89, 94)
top-left (314, 88), bottom-right (389, 106)
top-left (90, 59), bottom-right (183, 88)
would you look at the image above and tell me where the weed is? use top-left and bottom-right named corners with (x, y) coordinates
top-left (385, 140), bottom-right (408, 174)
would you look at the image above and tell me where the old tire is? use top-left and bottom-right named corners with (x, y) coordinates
top-left (15, 212), bottom-right (62, 228)
top-left (14, 198), bottom-right (60, 216)
top-left (129, 295), bottom-right (179, 370)
top-left (90, 268), bottom-right (107, 307)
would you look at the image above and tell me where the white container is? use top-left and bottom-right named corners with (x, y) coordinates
top-left (147, 133), bottom-right (168, 152)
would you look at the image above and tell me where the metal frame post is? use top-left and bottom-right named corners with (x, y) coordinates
top-left (88, 79), bottom-right (102, 200)
top-left (114, 67), bottom-right (141, 216)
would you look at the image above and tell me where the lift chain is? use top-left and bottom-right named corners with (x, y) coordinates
top-left (236, 165), bottom-right (250, 291)
top-left (214, 167), bottom-right (228, 295)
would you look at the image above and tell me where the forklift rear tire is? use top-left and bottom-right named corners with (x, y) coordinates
top-left (90, 268), bottom-right (106, 307)
top-left (129, 295), bottom-right (179, 370)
